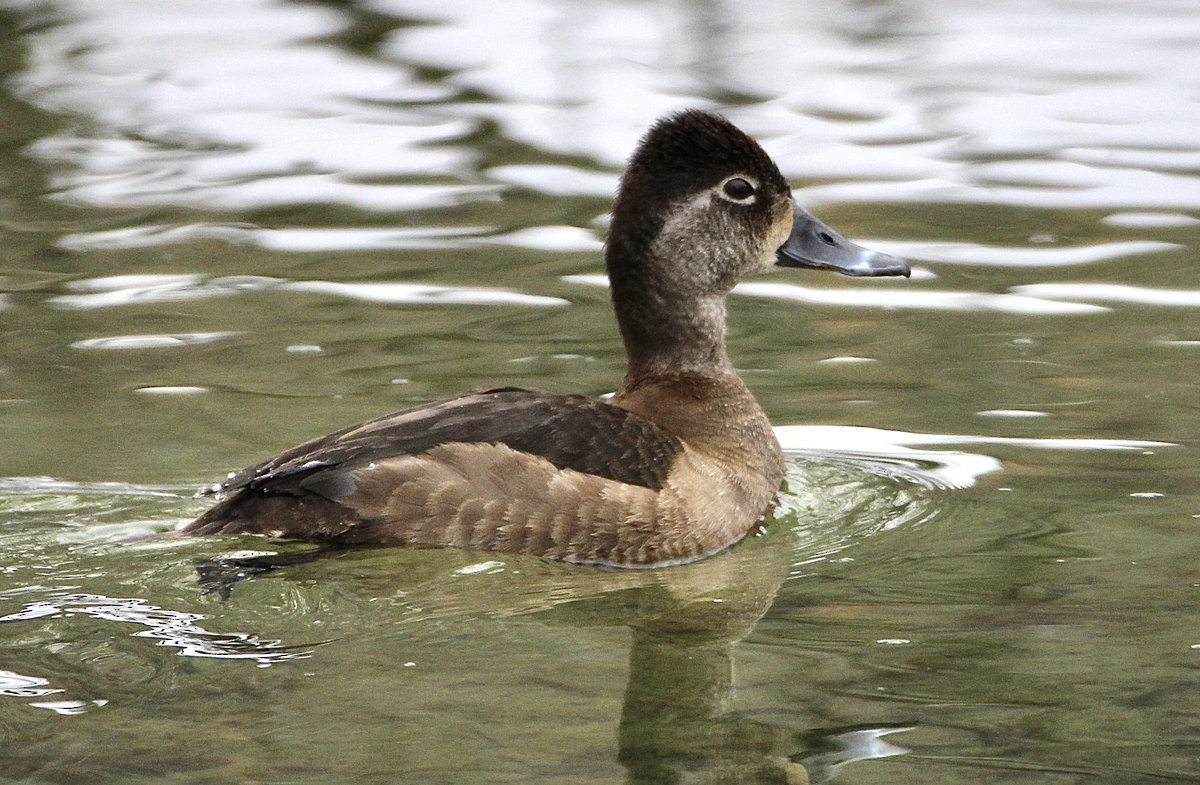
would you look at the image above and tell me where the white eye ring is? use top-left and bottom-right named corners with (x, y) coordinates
top-left (717, 175), bottom-right (758, 204)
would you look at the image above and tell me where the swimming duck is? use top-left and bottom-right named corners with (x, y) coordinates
top-left (185, 110), bottom-right (908, 566)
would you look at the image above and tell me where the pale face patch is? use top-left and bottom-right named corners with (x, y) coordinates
top-left (652, 182), bottom-right (792, 288)
top-left (756, 198), bottom-right (796, 271)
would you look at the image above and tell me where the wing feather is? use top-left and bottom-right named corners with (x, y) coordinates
top-left (204, 387), bottom-right (683, 499)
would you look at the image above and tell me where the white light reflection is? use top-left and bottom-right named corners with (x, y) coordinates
top-left (776, 425), bottom-right (1173, 490)
top-left (1011, 283), bottom-right (1200, 308)
top-left (55, 224), bottom-right (489, 253)
top-left (48, 275), bottom-right (280, 309)
top-left (0, 593), bottom-right (312, 666)
top-left (563, 274), bottom-right (1110, 315)
top-left (872, 240), bottom-right (1178, 268)
top-left (70, 332), bottom-right (239, 350)
top-left (48, 274), bottom-right (568, 310)
top-left (737, 282), bottom-right (1109, 315)
top-left (282, 281), bottom-right (568, 307)
top-left (12, 0), bottom-right (477, 211)
top-left (9, 0), bottom-right (1200, 215)
top-left (57, 223), bottom-right (603, 254)
top-left (794, 726), bottom-right (913, 784)
top-left (777, 426), bottom-right (1001, 490)
top-left (0, 669), bottom-right (64, 698)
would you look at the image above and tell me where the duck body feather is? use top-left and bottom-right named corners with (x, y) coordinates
top-left (188, 379), bottom-right (782, 566)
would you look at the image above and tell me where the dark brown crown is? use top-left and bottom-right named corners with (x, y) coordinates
top-left (617, 111), bottom-right (788, 208)
top-left (608, 111), bottom-right (790, 267)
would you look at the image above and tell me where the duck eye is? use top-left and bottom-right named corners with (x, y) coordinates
top-left (721, 177), bottom-right (756, 201)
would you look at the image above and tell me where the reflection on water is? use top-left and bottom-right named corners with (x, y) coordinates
top-left (0, 668), bottom-right (100, 717)
top-left (2, 0), bottom-right (1199, 782)
top-left (0, 417), bottom-right (1173, 782)
top-left (0, 454), bottom-right (938, 781)
top-left (0, 587), bottom-right (312, 717)
top-left (567, 272), bottom-right (1124, 315)
top-left (0, 593), bottom-right (312, 665)
top-left (1012, 282), bottom-right (1200, 308)
top-left (870, 239), bottom-right (1181, 268)
top-left (10, 0), bottom-right (1200, 213)
top-left (48, 273), bottom-right (570, 310)
top-left (70, 332), bottom-right (239, 350)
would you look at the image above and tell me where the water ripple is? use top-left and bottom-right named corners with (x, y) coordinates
top-left (736, 282), bottom-right (1110, 315)
top-left (282, 280), bottom-right (568, 307)
top-left (1102, 212), bottom-right (1200, 229)
top-left (70, 332), bottom-right (239, 350)
top-left (55, 224), bottom-right (490, 252)
top-left (0, 668), bottom-right (109, 716)
top-left (48, 274), bottom-right (279, 309)
top-left (565, 274), bottom-right (1108, 315)
top-left (777, 424), bottom-right (1173, 473)
top-left (874, 240), bottom-right (1179, 268)
top-left (485, 164), bottom-right (618, 197)
top-left (50, 175), bottom-right (494, 212)
top-left (0, 668), bottom-right (63, 699)
top-left (9, 0), bottom-right (1200, 219)
top-left (56, 222), bottom-right (604, 254)
top-left (0, 593), bottom-right (312, 666)
top-left (1011, 283), bottom-right (1200, 307)
top-left (48, 274), bottom-right (567, 309)
top-left (0, 477), bottom-right (180, 498)
top-left (777, 426), bottom-right (1003, 491)
top-left (14, 0), bottom-right (475, 210)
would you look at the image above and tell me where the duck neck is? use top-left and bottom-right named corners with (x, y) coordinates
top-left (618, 290), bottom-right (732, 380)
top-left (608, 249), bottom-right (734, 381)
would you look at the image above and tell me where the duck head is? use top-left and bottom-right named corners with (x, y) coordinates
top-left (608, 110), bottom-right (907, 291)
top-left (606, 110), bottom-right (907, 374)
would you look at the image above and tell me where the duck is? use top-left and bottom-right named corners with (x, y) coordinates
top-left (184, 110), bottom-right (908, 567)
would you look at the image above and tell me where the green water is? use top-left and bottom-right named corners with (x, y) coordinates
top-left (1, 1), bottom-right (1198, 783)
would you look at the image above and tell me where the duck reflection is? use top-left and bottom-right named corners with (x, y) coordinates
top-left (604, 557), bottom-right (912, 784)
top-left (195, 506), bottom-right (914, 783)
